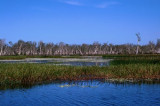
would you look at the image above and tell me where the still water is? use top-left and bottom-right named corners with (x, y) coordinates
top-left (0, 57), bottom-right (111, 66)
top-left (0, 81), bottom-right (160, 106)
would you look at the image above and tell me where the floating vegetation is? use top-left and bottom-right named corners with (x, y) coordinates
top-left (58, 84), bottom-right (98, 88)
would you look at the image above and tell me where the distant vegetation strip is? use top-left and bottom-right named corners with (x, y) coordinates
top-left (1, 54), bottom-right (160, 60)
top-left (0, 55), bottom-right (83, 60)
top-left (102, 54), bottom-right (160, 59)
top-left (0, 38), bottom-right (160, 56)
top-left (0, 63), bottom-right (160, 89)
top-left (103, 54), bottom-right (160, 65)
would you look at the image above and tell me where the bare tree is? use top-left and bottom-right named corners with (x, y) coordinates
top-left (0, 39), bottom-right (5, 55)
top-left (38, 41), bottom-right (44, 55)
top-left (17, 40), bottom-right (24, 55)
top-left (136, 33), bottom-right (141, 55)
top-left (0, 37), bottom-right (160, 56)
top-left (156, 39), bottom-right (160, 53)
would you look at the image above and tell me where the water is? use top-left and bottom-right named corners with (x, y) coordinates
top-left (0, 81), bottom-right (160, 106)
top-left (0, 57), bottom-right (111, 66)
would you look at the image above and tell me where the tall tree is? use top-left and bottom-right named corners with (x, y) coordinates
top-left (136, 33), bottom-right (141, 55)
top-left (156, 39), bottom-right (160, 53)
top-left (0, 39), bottom-right (5, 55)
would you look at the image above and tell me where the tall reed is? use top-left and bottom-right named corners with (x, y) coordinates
top-left (0, 63), bottom-right (160, 89)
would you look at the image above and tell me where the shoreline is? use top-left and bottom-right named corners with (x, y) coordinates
top-left (1, 78), bottom-right (160, 90)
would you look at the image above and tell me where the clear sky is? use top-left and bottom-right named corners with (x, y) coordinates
top-left (0, 0), bottom-right (160, 44)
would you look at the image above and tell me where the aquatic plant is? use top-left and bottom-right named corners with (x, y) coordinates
top-left (0, 63), bottom-right (160, 89)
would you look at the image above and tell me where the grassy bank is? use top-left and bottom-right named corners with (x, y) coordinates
top-left (103, 54), bottom-right (160, 60)
top-left (0, 55), bottom-right (83, 60)
top-left (0, 63), bottom-right (160, 89)
top-left (103, 54), bottom-right (160, 65)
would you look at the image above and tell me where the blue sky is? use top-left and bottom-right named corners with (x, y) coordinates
top-left (0, 0), bottom-right (160, 44)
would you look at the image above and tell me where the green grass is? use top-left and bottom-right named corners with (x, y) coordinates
top-left (109, 59), bottom-right (160, 65)
top-left (0, 55), bottom-right (83, 60)
top-left (103, 54), bottom-right (160, 65)
top-left (0, 63), bottom-right (160, 89)
top-left (103, 54), bottom-right (160, 59)
top-left (0, 56), bottom-right (27, 60)
top-left (0, 54), bottom-right (160, 89)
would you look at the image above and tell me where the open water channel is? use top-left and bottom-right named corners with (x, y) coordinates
top-left (0, 56), bottom-right (111, 66)
top-left (0, 81), bottom-right (160, 106)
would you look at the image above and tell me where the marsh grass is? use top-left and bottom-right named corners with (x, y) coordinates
top-left (0, 56), bottom-right (27, 60)
top-left (103, 54), bottom-right (160, 65)
top-left (0, 63), bottom-right (160, 89)
top-left (110, 59), bottom-right (160, 65)
top-left (0, 55), bottom-right (83, 60)
top-left (0, 54), bottom-right (160, 89)
top-left (103, 54), bottom-right (160, 59)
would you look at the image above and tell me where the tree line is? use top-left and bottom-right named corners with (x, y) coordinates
top-left (0, 39), bottom-right (160, 56)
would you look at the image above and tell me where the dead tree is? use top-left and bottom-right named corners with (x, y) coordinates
top-left (136, 33), bottom-right (141, 55)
